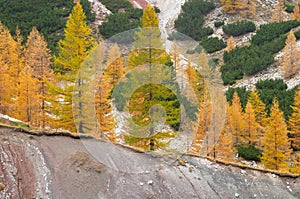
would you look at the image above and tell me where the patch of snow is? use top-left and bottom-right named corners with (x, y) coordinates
top-left (0, 114), bottom-right (25, 124)
top-left (25, 142), bottom-right (52, 198)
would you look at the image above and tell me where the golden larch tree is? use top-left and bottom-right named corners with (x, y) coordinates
top-left (215, 113), bottom-right (235, 162)
top-left (95, 72), bottom-right (116, 142)
top-left (226, 36), bottom-right (236, 52)
top-left (242, 102), bottom-right (259, 145)
top-left (25, 27), bottom-right (53, 128)
top-left (125, 4), bottom-right (174, 151)
top-left (270, 0), bottom-right (287, 22)
top-left (0, 22), bottom-right (13, 114)
top-left (248, 91), bottom-right (266, 148)
top-left (291, 4), bottom-right (300, 20)
top-left (248, 91), bottom-right (266, 126)
top-left (228, 92), bottom-right (245, 146)
top-left (261, 99), bottom-right (292, 172)
top-left (0, 23), bottom-right (24, 115)
top-left (17, 66), bottom-right (40, 125)
top-left (280, 30), bottom-right (300, 79)
top-left (289, 87), bottom-right (300, 150)
top-left (239, 0), bottom-right (257, 18)
top-left (105, 43), bottom-right (124, 86)
top-left (187, 63), bottom-right (212, 155)
top-left (53, 2), bottom-right (96, 132)
top-left (170, 40), bottom-right (182, 76)
top-left (189, 51), bottom-right (213, 155)
top-left (220, 0), bottom-right (242, 14)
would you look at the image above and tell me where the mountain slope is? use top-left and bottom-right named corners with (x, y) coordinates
top-left (0, 126), bottom-right (299, 198)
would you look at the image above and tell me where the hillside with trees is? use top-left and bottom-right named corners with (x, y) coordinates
top-left (0, 1), bottom-right (300, 197)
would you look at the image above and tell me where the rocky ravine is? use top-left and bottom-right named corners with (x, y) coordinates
top-left (0, 126), bottom-right (299, 199)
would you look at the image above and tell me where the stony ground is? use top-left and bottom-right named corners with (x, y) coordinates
top-left (0, 126), bottom-right (299, 199)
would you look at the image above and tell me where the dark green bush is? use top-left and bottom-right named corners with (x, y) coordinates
top-left (214, 20), bottom-right (224, 27)
top-left (225, 87), bottom-right (250, 111)
top-left (200, 37), bottom-right (226, 53)
top-left (256, 79), bottom-right (297, 120)
top-left (100, 0), bottom-right (133, 13)
top-left (251, 20), bottom-right (300, 45)
top-left (100, 11), bottom-right (142, 40)
top-left (220, 21), bottom-right (300, 85)
top-left (221, 44), bottom-right (274, 85)
top-left (174, 0), bottom-right (215, 41)
top-left (294, 29), bottom-right (300, 39)
top-left (238, 144), bottom-right (261, 161)
top-left (0, 0), bottom-right (95, 52)
top-left (223, 21), bottom-right (256, 36)
top-left (285, 3), bottom-right (300, 13)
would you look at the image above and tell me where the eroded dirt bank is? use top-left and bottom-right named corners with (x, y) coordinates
top-left (0, 126), bottom-right (299, 199)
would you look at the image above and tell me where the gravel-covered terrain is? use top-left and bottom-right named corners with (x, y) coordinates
top-left (0, 126), bottom-right (299, 199)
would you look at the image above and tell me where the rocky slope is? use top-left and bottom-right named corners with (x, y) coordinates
top-left (144, 0), bottom-right (300, 91)
top-left (0, 126), bottom-right (299, 199)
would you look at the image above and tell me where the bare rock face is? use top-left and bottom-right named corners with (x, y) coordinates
top-left (0, 126), bottom-right (299, 199)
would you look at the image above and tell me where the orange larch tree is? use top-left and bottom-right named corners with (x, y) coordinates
top-left (17, 66), bottom-right (40, 125)
top-left (289, 87), bottom-right (300, 150)
top-left (240, 0), bottom-right (257, 18)
top-left (280, 30), bottom-right (300, 79)
top-left (215, 112), bottom-right (235, 162)
top-left (261, 99), bottom-right (292, 172)
top-left (228, 92), bottom-right (245, 146)
top-left (25, 27), bottom-right (53, 128)
top-left (105, 43), bottom-right (124, 87)
top-left (242, 102), bottom-right (259, 145)
top-left (0, 22), bottom-right (13, 114)
top-left (270, 0), bottom-right (287, 22)
top-left (95, 72), bottom-right (116, 142)
top-left (291, 4), bottom-right (300, 20)
top-left (220, 0), bottom-right (242, 14)
top-left (226, 36), bottom-right (236, 52)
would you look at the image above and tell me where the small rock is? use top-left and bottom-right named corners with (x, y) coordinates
top-left (241, 170), bottom-right (246, 174)
top-left (244, 179), bottom-right (248, 183)
top-left (177, 158), bottom-right (186, 166)
top-left (145, 170), bottom-right (149, 174)
top-left (254, 194), bottom-right (257, 198)
top-left (272, 174), bottom-right (276, 178)
top-left (0, 183), bottom-right (5, 192)
top-left (235, 193), bottom-right (240, 198)
top-left (189, 167), bottom-right (193, 173)
top-left (139, 182), bottom-right (144, 186)
top-left (286, 182), bottom-right (289, 185)
top-left (147, 180), bottom-right (153, 185)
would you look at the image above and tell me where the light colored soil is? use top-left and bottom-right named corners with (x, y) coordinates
top-left (0, 126), bottom-right (299, 198)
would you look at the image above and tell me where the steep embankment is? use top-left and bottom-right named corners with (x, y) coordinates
top-left (0, 126), bottom-right (299, 199)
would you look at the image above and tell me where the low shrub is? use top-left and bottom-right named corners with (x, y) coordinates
top-left (223, 21), bottom-right (256, 36)
top-left (238, 144), bottom-right (261, 161)
top-left (200, 37), bottom-right (226, 53)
